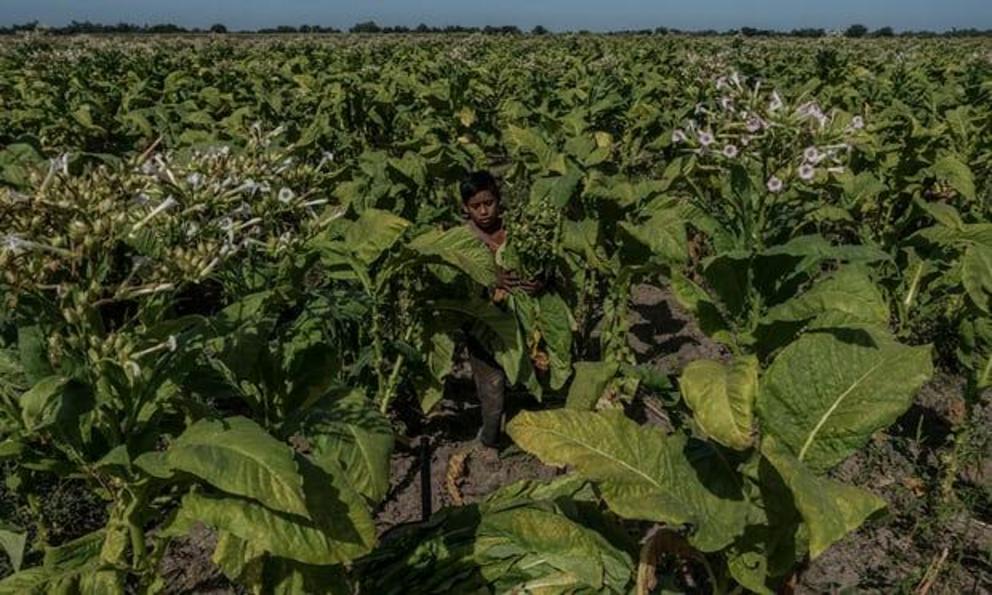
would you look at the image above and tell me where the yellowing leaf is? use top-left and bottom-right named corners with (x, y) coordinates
top-left (680, 355), bottom-right (757, 450)
top-left (507, 409), bottom-right (747, 551)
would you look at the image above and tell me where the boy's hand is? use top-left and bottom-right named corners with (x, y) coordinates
top-left (496, 269), bottom-right (544, 296)
top-left (495, 269), bottom-right (518, 291)
top-left (516, 276), bottom-right (544, 296)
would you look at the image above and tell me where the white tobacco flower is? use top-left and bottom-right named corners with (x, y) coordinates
top-left (720, 96), bottom-right (734, 111)
top-left (769, 91), bottom-right (783, 112)
top-left (803, 146), bottom-right (823, 164)
top-left (746, 117), bottom-right (764, 133)
top-left (184, 221), bottom-right (200, 239)
top-left (51, 153), bottom-right (70, 175)
top-left (130, 196), bottom-right (177, 235)
top-left (722, 144), bottom-right (739, 158)
top-left (2, 234), bottom-right (29, 255)
top-left (278, 187), bottom-right (296, 204)
top-left (671, 129), bottom-right (687, 144)
top-left (850, 115), bottom-right (865, 130)
top-left (798, 164), bottom-right (816, 181)
top-left (767, 176), bottom-right (784, 193)
top-left (166, 335), bottom-right (178, 352)
top-left (235, 217), bottom-right (263, 231)
top-left (186, 172), bottom-right (204, 189)
top-left (697, 131), bottom-right (715, 146)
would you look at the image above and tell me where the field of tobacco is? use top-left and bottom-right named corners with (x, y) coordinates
top-left (0, 34), bottom-right (990, 594)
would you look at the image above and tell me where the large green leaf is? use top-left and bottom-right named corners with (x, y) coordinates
top-left (297, 390), bottom-right (394, 503)
top-left (757, 329), bottom-right (932, 472)
top-left (477, 506), bottom-right (632, 592)
top-left (407, 226), bottom-right (497, 287)
top-left (762, 267), bottom-right (889, 328)
top-left (762, 437), bottom-right (885, 559)
top-left (167, 417), bottom-right (308, 517)
top-left (19, 377), bottom-right (92, 446)
top-left (620, 211), bottom-right (687, 265)
top-left (19, 376), bottom-right (69, 431)
top-left (680, 355), bottom-right (758, 450)
top-left (343, 208), bottom-right (411, 265)
top-left (513, 292), bottom-right (574, 391)
top-left (962, 244), bottom-right (992, 314)
top-left (507, 409), bottom-right (747, 551)
top-left (172, 490), bottom-right (371, 565)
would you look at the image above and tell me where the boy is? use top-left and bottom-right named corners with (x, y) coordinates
top-left (460, 171), bottom-right (540, 447)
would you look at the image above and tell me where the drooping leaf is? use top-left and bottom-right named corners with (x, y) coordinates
top-left (669, 271), bottom-right (734, 345)
top-left (167, 416), bottom-right (309, 517)
top-left (19, 376), bottom-right (69, 431)
top-left (566, 361), bottom-right (619, 410)
top-left (171, 490), bottom-right (371, 566)
top-left (762, 267), bottom-right (889, 328)
top-left (296, 390), bottom-right (395, 503)
top-left (17, 326), bottom-right (51, 384)
top-left (535, 292), bottom-right (574, 390)
top-left (407, 226), bottom-right (497, 287)
top-left (436, 298), bottom-right (537, 394)
top-left (477, 506), bottom-right (633, 592)
top-left (507, 409), bottom-right (747, 551)
top-left (344, 208), bottom-right (411, 265)
top-left (757, 328), bottom-right (932, 472)
top-left (620, 211), bottom-right (687, 265)
top-left (762, 437), bottom-right (886, 559)
top-left (962, 244), bottom-right (992, 314)
top-left (680, 355), bottom-right (758, 450)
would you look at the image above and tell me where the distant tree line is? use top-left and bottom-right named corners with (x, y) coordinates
top-left (2, 20), bottom-right (992, 38)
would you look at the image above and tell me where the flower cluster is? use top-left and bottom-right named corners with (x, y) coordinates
top-left (1, 129), bottom-right (339, 321)
top-left (669, 71), bottom-right (865, 194)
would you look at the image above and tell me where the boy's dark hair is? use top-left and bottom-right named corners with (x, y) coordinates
top-left (460, 170), bottom-right (501, 204)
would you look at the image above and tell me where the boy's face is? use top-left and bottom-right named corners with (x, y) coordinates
top-left (465, 190), bottom-right (500, 232)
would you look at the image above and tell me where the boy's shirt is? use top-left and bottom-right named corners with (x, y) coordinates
top-left (465, 219), bottom-right (506, 254)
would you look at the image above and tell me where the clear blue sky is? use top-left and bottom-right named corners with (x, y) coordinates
top-left (1, 0), bottom-right (990, 32)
